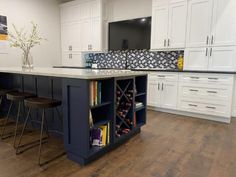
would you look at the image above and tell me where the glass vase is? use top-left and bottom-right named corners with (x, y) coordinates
top-left (22, 51), bottom-right (34, 70)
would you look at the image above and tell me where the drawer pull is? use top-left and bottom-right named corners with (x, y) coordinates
top-left (207, 91), bottom-right (217, 94)
top-left (206, 106), bottom-right (216, 110)
top-left (158, 75), bottom-right (166, 78)
top-left (189, 89), bottom-right (199, 92)
top-left (188, 104), bottom-right (198, 107)
top-left (190, 77), bottom-right (199, 79)
top-left (208, 78), bottom-right (219, 80)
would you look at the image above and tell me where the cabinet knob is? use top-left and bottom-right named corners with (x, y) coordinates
top-left (69, 45), bottom-right (72, 51)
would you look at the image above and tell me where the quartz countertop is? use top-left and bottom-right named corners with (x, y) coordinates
top-left (0, 67), bottom-right (147, 79)
top-left (132, 68), bottom-right (236, 74)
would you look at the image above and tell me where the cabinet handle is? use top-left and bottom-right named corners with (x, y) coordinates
top-left (69, 54), bottom-right (72, 59)
top-left (206, 48), bottom-right (208, 56)
top-left (206, 106), bottom-right (216, 110)
top-left (164, 39), bottom-right (166, 47)
top-left (208, 77), bottom-right (218, 80)
top-left (206, 36), bottom-right (209, 45)
top-left (168, 39), bottom-right (170, 47)
top-left (189, 89), bottom-right (199, 92)
top-left (91, 45), bottom-right (93, 50)
top-left (69, 45), bottom-right (72, 51)
top-left (158, 83), bottom-right (160, 90)
top-left (158, 75), bottom-right (165, 78)
top-left (210, 48), bottom-right (213, 56)
top-left (207, 91), bottom-right (217, 94)
top-left (162, 83), bottom-right (164, 91)
top-left (190, 77), bottom-right (199, 79)
top-left (88, 45), bottom-right (90, 50)
top-left (189, 104), bottom-right (197, 107)
top-left (211, 35), bottom-right (214, 45)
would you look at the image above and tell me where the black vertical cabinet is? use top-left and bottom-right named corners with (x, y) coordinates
top-left (63, 75), bottom-right (147, 165)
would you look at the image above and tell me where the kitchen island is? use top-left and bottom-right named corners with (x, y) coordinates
top-left (0, 67), bottom-right (148, 165)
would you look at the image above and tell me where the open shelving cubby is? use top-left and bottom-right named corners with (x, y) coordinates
top-left (89, 79), bottom-right (114, 155)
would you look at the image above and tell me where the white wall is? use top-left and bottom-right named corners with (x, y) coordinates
top-left (0, 0), bottom-right (61, 67)
top-left (108, 0), bottom-right (152, 22)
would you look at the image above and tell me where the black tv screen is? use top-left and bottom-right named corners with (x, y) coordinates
top-left (109, 17), bottom-right (151, 51)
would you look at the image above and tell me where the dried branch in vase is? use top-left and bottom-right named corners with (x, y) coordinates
top-left (8, 22), bottom-right (46, 69)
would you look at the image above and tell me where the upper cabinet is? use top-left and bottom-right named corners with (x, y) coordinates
top-left (211, 0), bottom-right (236, 47)
top-left (151, 0), bottom-right (187, 50)
top-left (186, 0), bottom-right (236, 48)
top-left (186, 0), bottom-right (213, 48)
top-left (60, 0), bottom-right (108, 66)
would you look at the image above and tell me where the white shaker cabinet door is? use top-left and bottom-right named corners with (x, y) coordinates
top-left (211, 0), bottom-right (236, 47)
top-left (208, 46), bottom-right (236, 71)
top-left (168, 0), bottom-right (187, 49)
top-left (148, 81), bottom-right (161, 107)
top-left (161, 81), bottom-right (178, 109)
top-left (151, 5), bottom-right (169, 50)
top-left (184, 48), bottom-right (209, 70)
top-left (186, 0), bottom-right (213, 48)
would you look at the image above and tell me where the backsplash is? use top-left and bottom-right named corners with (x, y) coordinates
top-left (89, 50), bottom-right (184, 69)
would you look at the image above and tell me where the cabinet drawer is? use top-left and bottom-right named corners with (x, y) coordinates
top-left (179, 100), bottom-right (230, 117)
top-left (179, 73), bottom-right (234, 85)
top-left (149, 73), bottom-right (178, 82)
top-left (181, 86), bottom-right (230, 101)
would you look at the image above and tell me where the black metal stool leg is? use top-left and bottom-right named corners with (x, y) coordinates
top-left (1, 101), bottom-right (13, 139)
top-left (16, 107), bottom-right (31, 154)
top-left (13, 101), bottom-right (22, 148)
top-left (38, 109), bottom-right (45, 166)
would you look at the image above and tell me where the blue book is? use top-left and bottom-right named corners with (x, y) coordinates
top-left (98, 82), bottom-right (102, 104)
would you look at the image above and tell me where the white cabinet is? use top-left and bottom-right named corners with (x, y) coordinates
top-left (60, 0), bottom-right (108, 66)
top-left (178, 73), bottom-right (234, 119)
top-left (151, 6), bottom-right (168, 50)
top-left (185, 46), bottom-right (236, 71)
top-left (148, 73), bottom-right (178, 109)
top-left (151, 0), bottom-right (187, 50)
top-left (184, 48), bottom-right (209, 70)
top-left (186, 0), bottom-right (213, 48)
top-left (211, 0), bottom-right (236, 47)
top-left (208, 46), bottom-right (236, 71)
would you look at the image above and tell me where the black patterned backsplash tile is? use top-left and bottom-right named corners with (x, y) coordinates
top-left (90, 50), bottom-right (184, 69)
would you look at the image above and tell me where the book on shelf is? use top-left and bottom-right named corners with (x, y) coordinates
top-left (135, 102), bottom-right (144, 108)
top-left (90, 122), bottom-right (110, 147)
top-left (90, 81), bottom-right (102, 106)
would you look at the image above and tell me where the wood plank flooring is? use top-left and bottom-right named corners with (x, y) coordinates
top-left (0, 111), bottom-right (236, 177)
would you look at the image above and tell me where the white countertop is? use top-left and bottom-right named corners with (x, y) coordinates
top-left (0, 67), bottom-right (148, 79)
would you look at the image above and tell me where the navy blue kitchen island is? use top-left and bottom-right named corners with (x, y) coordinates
top-left (0, 67), bottom-right (148, 165)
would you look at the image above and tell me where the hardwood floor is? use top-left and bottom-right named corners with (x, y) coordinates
top-left (0, 111), bottom-right (236, 177)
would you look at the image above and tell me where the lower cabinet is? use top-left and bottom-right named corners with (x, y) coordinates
top-left (184, 46), bottom-right (236, 71)
top-left (148, 73), bottom-right (178, 110)
top-left (148, 72), bottom-right (235, 122)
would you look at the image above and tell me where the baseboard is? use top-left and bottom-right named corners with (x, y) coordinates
top-left (148, 106), bottom-right (231, 124)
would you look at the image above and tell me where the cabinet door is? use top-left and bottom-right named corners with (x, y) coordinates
top-left (148, 80), bottom-right (161, 107)
top-left (211, 0), bottom-right (236, 47)
top-left (168, 0), bottom-right (187, 49)
top-left (62, 52), bottom-right (83, 67)
top-left (80, 19), bottom-right (91, 52)
top-left (161, 81), bottom-right (178, 109)
top-left (61, 24), bottom-right (73, 52)
top-left (90, 18), bottom-right (102, 52)
top-left (186, 0), bottom-right (213, 48)
top-left (151, 6), bottom-right (169, 50)
top-left (184, 48), bottom-right (209, 70)
top-left (208, 46), bottom-right (236, 71)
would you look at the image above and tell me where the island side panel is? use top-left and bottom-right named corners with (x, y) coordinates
top-left (62, 78), bottom-right (90, 164)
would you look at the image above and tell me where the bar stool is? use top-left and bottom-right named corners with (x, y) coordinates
top-left (0, 91), bottom-right (35, 148)
top-left (16, 97), bottom-right (65, 166)
top-left (0, 89), bottom-right (11, 118)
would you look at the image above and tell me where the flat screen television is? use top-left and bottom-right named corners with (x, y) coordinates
top-left (108, 17), bottom-right (151, 51)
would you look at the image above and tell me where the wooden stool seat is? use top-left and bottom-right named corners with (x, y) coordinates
top-left (24, 97), bottom-right (62, 109)
top-left (7, 91), bottom-right (35, 101)
top-left (0, 89), bottom-right (11, 96)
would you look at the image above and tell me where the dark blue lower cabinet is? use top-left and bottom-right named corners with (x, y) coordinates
top-left (0, 73), bottom-right (147, 165)
top-left (62, 75), bottom-right (147, 165)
